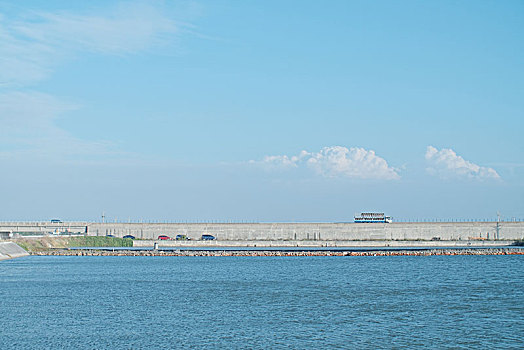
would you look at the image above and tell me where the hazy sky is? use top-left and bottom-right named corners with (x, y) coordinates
top-left (1, 0), bottom-right (523, 222)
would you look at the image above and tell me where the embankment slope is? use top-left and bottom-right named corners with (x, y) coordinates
top-left (0, 242), bottom-right (29, 260)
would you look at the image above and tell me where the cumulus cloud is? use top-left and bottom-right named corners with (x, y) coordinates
top-left (256, 150), bottom-right (310, 169)
top-left (255, 146), bottom-right (400, 180)
top-left (425, 146), bottom-right (500, 180)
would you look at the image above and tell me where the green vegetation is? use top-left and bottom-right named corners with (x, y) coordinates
top-left (15, 236), bottom-right (133, 252)
top-left (15, 240), bottom-right (34, 252)
top-left (15, 237), bottom-right (67, 252)
top-left (67, 236), bottom-right (133, 248)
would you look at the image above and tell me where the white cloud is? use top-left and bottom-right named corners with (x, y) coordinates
top-left (255, 146), bottom-right (400, 180)
top-left (425, 146), bottom-right (500, 180)
top-left (14, 3), bottom-right (177, 54)
top-left (261, 155), bottom-right (297, 168)
top-left (0, 91), bottom-right (75, 128)
top-left (256, 150), bottom-right (310, 169)
top-left (0, 2), bottom-right (179, 87)
top-left (0, 15), bottom-right (53, 87)
top-left (0, 91), bottom-right (115, 159)
top-left (0, 2), bottom-right (183, 160)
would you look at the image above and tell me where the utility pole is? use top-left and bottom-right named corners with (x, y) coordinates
top-left (102, 212), bottom-right (105, 224)
top-left (496, 212), bottom-right (501, 240)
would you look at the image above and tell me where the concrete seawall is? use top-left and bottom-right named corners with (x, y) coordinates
top-left (1, 221), bottom-right (523, 241)
top-left (0, 242), bottom-right (29, 261)
top-left (133, 239), bottom-right (516, 248)
top-left (86, 222), bottom-right (523, 241)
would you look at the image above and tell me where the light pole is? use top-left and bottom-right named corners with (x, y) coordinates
top-left (496, 212), bottom-right (501, 240)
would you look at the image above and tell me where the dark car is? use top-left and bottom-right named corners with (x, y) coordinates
top-left (158, 235), bottom-right (170, 240)
top-left (106, 234), bottom-right (115, 237)
top-left (123, 235), bottom-right (135, 239)
top-left (201, 234), bottom-right (216, 240)
top-left (175, 234), bottom-right (190, 240)
top-left (50, 219), bottom-right (62, 223)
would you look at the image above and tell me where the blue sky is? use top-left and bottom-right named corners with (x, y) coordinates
top-left (0, 0), bottom-right (523, 222)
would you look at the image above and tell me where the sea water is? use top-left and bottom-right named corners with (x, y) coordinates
top-left (1, 255), bottom-right (522, 349)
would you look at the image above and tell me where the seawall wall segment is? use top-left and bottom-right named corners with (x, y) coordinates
top-left (0, 221), bottom-right (522, 241)
top-left (86, 221), bottom-right (523, 240)
top-left (132, 239), bottom-right (516, 248)
top-left (0, 222), bottom-right (88, 235)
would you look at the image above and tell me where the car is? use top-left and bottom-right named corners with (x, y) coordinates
top-left (106, 234), bottom-right (115, 237)
top-left (158, 235), bottom-right (170, 240)
top-left (175, 234), bottom-right (190, 241)
top-left (201, 234), bottom-right (216, 240)
top-left (50, 219), bottom-right (62, 223)
top-left (123, 235), bottom-right (135, 239)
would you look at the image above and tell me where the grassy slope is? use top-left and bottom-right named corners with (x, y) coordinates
top-left (15, 236), bottom-right (132, 252)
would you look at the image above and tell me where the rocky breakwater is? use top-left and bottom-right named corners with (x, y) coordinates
top-left (31, 247), bottom-right (524, 257)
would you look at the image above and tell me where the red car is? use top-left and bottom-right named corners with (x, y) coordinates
top-left (158, 235), bottom-right (170, 240)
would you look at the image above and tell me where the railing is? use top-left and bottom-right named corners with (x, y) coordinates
top-left (0, 218), bottom-right (523, 224)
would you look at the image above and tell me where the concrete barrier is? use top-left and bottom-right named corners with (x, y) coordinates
top-left (0, 221), bottom-right (523, 241)
top-left (133, 239), bottom-right (516, 248)
top-left (85, 222), bottom-right (523, 241)
top-left (0, 242), bottom-right (29, 260)
top-left (0, 222), bottom-right (88, 235)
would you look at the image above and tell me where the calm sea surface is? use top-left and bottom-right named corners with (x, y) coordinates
top-left (1, 255), bottom-right (523, 349)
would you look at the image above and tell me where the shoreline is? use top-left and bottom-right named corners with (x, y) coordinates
top-left (29, 247), bottom-right (524, 257)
